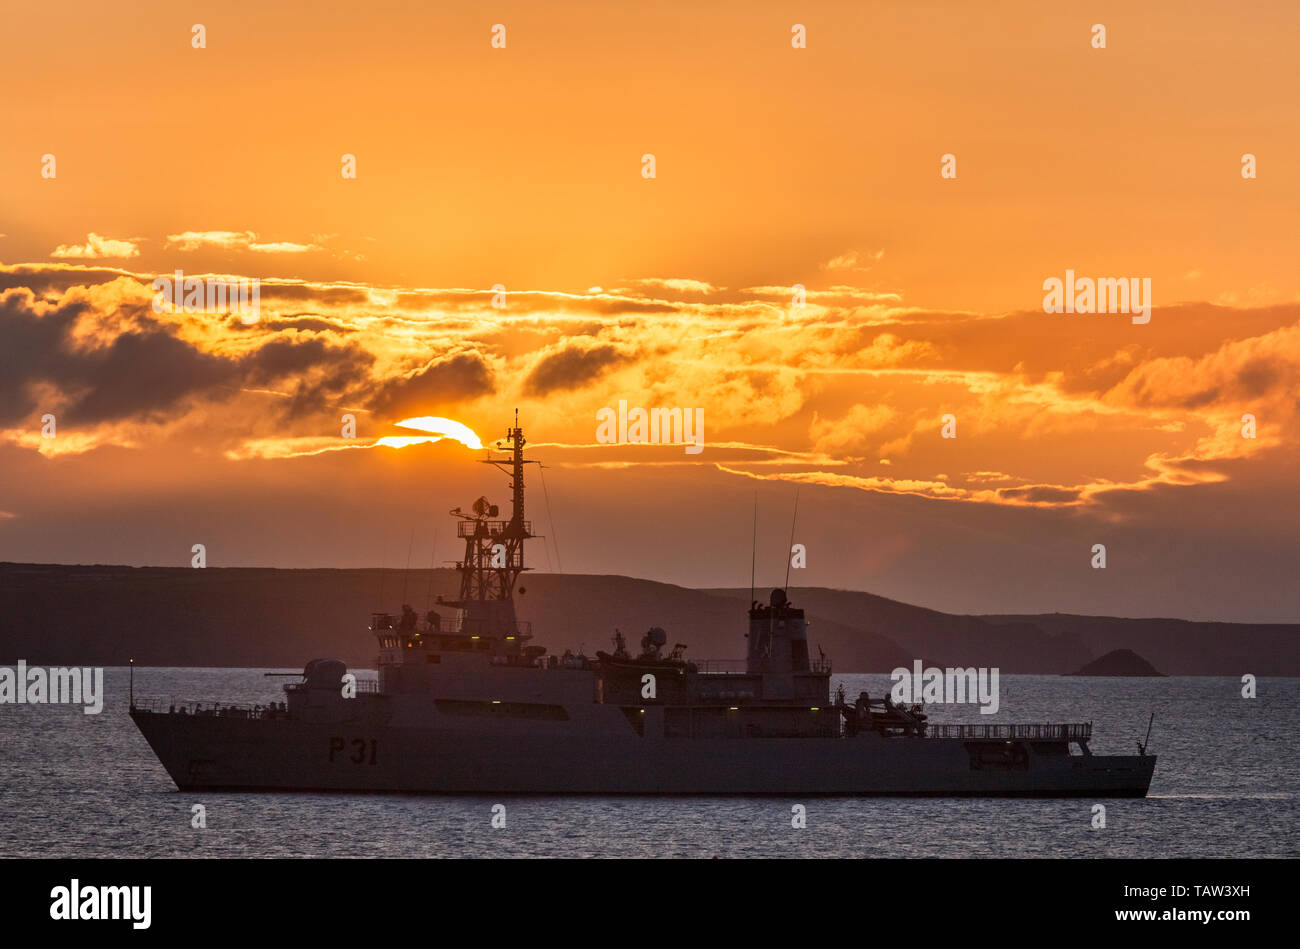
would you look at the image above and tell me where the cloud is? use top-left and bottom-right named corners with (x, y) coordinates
top-left (524, 342), bottom-right (631, 395)
top-left (3, 260), bottom-right (1297, 526)
top-left (0, 280), bottom-right (372, 430)
top-left (821, 249), bottom-right (884, 272)
top-left (1104, 323), bottom-right (1300, 414)
top-left (368, 352), bottom-right (495, 417)
top-left (164, 231), bottom-right (325, 254)
top-left (0, 263), bottom-right (144, 295)
top-left (245, 337), bottom-right (376, 418)
top-left (809, 404), bottom-right (897, 455)
top-left (741, 284), bottom-right (902, 305)
top-left (0, 289), bottom-right (238, 426)
top-left (50, 233), bottom-right (141, 259)
top-left (714, 464), bottom-right (1095, 509)
top-left (627, 278), bottom-right (717, 294)
top-left (223, 436), bottom-right (365, 460)
top-left (994, 484), bottom-right (1083, 505)
top-left (258, 316), bottom-right (357, 334)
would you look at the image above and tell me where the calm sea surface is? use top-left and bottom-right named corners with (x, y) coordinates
top-left (2, 668), bottom-right (1295, 858)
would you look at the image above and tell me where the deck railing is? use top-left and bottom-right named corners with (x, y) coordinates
top-left (373, 616), bottom-right (533, 637)
top-left (922, 723), bottom-right (1092, 741)
top-left (456, 520), bottom-right (532, 538)
top-left (283, 678), bottom-right (379, 694)
top-left (689, 659), bottom-right (833, 675)
top-left (691, 660), bottom-right (748, 674)
top-left (129, 697), bottom-right (289, 719)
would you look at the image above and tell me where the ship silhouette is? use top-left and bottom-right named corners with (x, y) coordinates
top-left (130, 419), bottom-right (1157, 796)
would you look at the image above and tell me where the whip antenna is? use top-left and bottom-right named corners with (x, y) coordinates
top-left (400, 526), bottom-right (415, 603)
top-left (1139, 712), bottom-right (1155, 756)
top-left (783, 486), bottom-right (801, 590)
top-left (424, 528), bottom-right (438, 610)
top-left (539, 463), bottom-right (563, 573)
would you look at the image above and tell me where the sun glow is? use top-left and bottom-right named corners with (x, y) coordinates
top-left (374, 416), bottom-right (484, 451)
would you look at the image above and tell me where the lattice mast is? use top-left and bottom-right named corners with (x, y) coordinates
top-left (450, 412), bottom-right (535, 635)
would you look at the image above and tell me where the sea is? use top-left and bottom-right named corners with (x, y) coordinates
top-left (1, 668), bottom-right (1295, 858)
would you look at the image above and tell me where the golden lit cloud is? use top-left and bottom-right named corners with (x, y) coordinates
top-left (50, 233), bottom-right (141, 259)
top-left (626, 278), bottom-right (718, 294)
top-left (2, 260), bottom-right (1296, 525)
top-left (164, 231), bottom-right (325, 254)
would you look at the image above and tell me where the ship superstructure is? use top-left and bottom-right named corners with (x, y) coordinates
top-left (130, 420), bottom-right (1157, 796)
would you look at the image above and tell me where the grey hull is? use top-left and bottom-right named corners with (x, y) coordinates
top-left (130, 710), bottom-right (1156, 797)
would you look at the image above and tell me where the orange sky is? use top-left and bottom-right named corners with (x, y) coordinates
top-left (2, 1), bottom-right (1299, 620)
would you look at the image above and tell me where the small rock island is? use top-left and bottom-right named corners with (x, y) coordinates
top-left (1069, 648), bottom-right (1165, 677)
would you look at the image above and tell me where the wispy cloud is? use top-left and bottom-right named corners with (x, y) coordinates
top-left (625, 277), bottom-right (718, 294)
top-left (821, 249), bottom-right (884, 272)
top-left (50, 233), bottom-right (141, 259)
top-left (164, 230), bottom-right (325, 254)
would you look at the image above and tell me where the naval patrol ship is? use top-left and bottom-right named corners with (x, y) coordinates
top-left (130, 420), bottom-right (1157, 796)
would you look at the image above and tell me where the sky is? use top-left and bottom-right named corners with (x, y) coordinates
top-left (2, 1), bottom-right (1299, 621)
